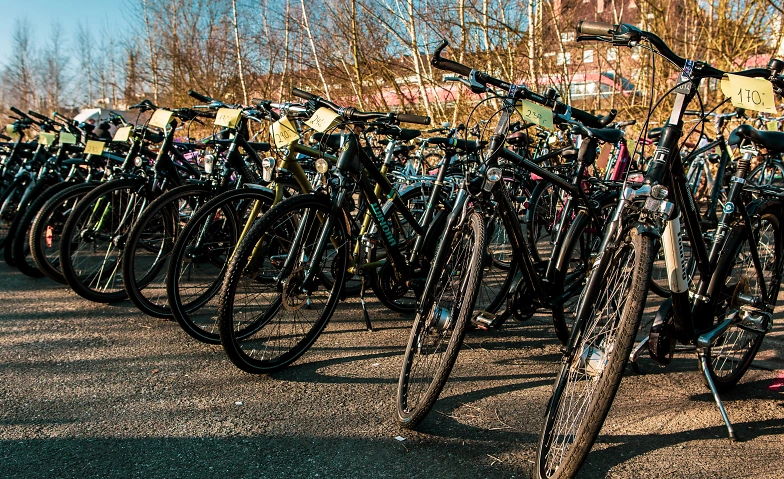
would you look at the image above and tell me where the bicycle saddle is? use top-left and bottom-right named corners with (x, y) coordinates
top-left (729, 124), bottom-right (784, 153)
top-left (583, 127), bottom-right (624, 144)
top-left (507, 131), bottom-right (531, 147)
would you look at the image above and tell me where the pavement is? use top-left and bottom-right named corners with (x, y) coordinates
top-left (1, 262), bottom-right (783, 479)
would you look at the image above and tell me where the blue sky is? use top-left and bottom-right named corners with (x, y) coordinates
top-left (0, 0), bottom-right (130, 66)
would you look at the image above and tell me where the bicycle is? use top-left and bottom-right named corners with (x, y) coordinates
top-left (534, 21), bottom-right (784, 479)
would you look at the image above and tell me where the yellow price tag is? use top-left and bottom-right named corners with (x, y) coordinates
top-left (516, 100), bottom-right (554, 130)
top-left (305, 107), bottom-right (342, 133)
top-left (113, 126), bottom-right (133, 142)
top-left (6, 124), bottom-right (19, 140)
top-left (767, 120), bottom-right (779, 131)
top-left (214, 108), bottom-right (243, 128)
top-left (713, 145), bottom-right (722, 157)
top-left (270, 117), bottom-right (301, 148)
top-left (149, 109), bottom-right (174, 129)
top-left (59, 132), bottom-right (77, 145)
top-left (39, 132), bottom-right (56, 146)
top-left (720, 74), bottom-right (776, 113)
top-left (84, 140), bottom-right (105, 155)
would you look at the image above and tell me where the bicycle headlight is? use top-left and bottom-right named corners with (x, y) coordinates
top-left (651, 184), bottom-right (668, 200)
top-left (261, 157), bottom-right (275, 182)
top-left (315, 158), bottom-right (330, 174)
top-left (203, 154), bottom-right (215, 174)
top-left (134, 156), bottom-right (143, 167)
top-left (486, 167), bottom-right (502, 182)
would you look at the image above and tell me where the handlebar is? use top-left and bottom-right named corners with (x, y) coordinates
top-left (432, 40), bottom-right (615, 129)
top-left (576, 21), bottom-right (784, 82)
top-left (10, 107), bottom-right (29, 119)
top-left (291, 88), bottom-right (431, 125)
top-left (27, 110), bottom-right (51, 123)
top-left (188, 90), bottom-right (213, 103)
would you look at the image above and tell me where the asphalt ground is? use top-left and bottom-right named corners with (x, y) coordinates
top-left (1, 262), bottom-right (783, 479)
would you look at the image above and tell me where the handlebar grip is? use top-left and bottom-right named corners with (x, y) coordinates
top-left (577, 20), bottom-right (615, 36)
top-left (188, 90), bottom-right (212, 102)
top-left (292, 88), bottom-right (317, 101)
top-left (0, 134), bottom-right (10, 141)
top-left (28, 110), bottom-right (50, 122)
top-left (10, 106), bottom-right (28, 118)
top-left (397, 114), bottom-right (431, 126)
top-left (432, 58), bottom-right (472, 77)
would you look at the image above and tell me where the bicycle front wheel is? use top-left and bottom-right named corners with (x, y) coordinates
top-left (396, 210), bottom-right (485, 429)
top-left (218, 193), bottom-right (349, 374)
top-left (536, 228), bottom-right (655, 479)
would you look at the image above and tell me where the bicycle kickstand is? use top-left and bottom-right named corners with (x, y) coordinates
top-left (698, 349), bottom-right (737, 441)
top-left (359, 275), bottom-right (374, 331)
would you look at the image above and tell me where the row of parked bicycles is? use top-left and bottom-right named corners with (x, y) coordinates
top-left (3, 21), bottom-right (784, 479)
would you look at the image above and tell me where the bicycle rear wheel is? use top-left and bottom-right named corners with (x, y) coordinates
top-left (703, 201), bottom-right (782, 390)
top-left (396, 210), bottom-right (485, 429)
top-left (536, 228), bottom-right (655, 479)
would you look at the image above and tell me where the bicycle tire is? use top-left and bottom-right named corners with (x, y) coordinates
top-left (702, 200), bottom-right (782, 391)
top-left (396, 210), bottom-right (485, 428)
top-left (30, 183), bottom-right (99, 283)
top-left (59, 179), bottom-right (148, 303)
top-left (10, 181), bottom-right (73, 276)
top-left (122, 184), bottom-right (212, 318)
top-left (536, 228), bottom-right (655, 479)
top-left (218, 193), bottom-right (349, 373)
top-left (167, 187), bottom-right (272, 344)
top-left (551, 192), bottom-right (617, 345)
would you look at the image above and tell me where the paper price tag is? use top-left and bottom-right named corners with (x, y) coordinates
top-left (214, 108), bottom-right (243, 128)
top-left (720, 74), bottom-right (776, 113)
top-left (713, 145), bottom-right (723, 157)
top-left (59, 132), bottom-right (77, 145)
top-left (516, 100), bottom-right (554, 130)
top-left (113, 126), bottom-right (133, 142)
top-left (305, 107), bottom-right (342, 133)
top-left (39, 132), bottom-right (56, 146)
top-left (84, 140), bottom-right (106, 155)
top-left (149, 109), bottom-right (174, 129)
top-left (6, 124), bottom-right (19, 140)
top-left (767, 120), bottom-right (779, 131)
top-left (270, 117), bottom-right (301, 148)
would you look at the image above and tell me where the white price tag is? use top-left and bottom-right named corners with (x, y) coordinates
top-left (113, 126), bottom-right (133, 142)
top-left (214, 108), bottom-right (243, 128)
top-left (516, 100), bottom-right (554, 130)
top-left (305, 107), bottom-right (342, 133)
top-left (149, 109), bottom-right (174, 128)
top-left (270, 117), bottom-right (301, 148)
top-left (720, 74), bottom-right (776, 113)
top-left (39, 132), bottom-right (56, 146)
top-left (58, 132), bottom-right (77, 145)
top-left (84, 140), bottom-right (106, 155)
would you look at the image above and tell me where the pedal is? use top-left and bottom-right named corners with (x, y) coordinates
top-left (737, 307), bottom-right (772, 335)
top-left (472, 311), bottom-right (499, 330)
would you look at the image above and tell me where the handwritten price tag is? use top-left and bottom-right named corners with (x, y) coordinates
top-left (305, 107), bottom-right (341, 133)
top-left (59, 132), bottom-right (77, 145)
top-left (149, 109), bottom-right (174, 129)
top-left (214, 108), bottom-right (243, 128)
top-left (516, 100), bottom-right (554, 130)
top-left (270, 117), bottom-right (301, 148)
top-left (113, 126), bottom-right (133, 142)
top-left (720, 74), bottom-right (776, 113)
top-left (84, 140), bottom-right (105, 155)
top-left (39, 132), bottom-right (56, 146)
top-left (767, 120), bottom-right (779, 131)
